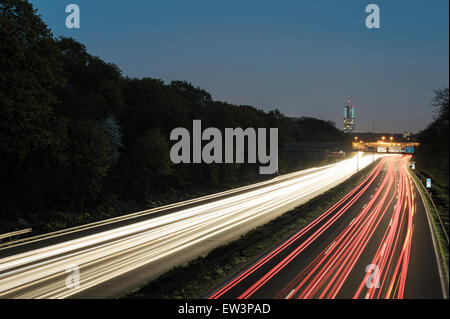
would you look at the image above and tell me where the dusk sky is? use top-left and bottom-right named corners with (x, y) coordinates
top-left (30, 0), bottom-right (449, 133)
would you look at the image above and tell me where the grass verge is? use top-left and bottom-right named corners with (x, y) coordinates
top-left (1, 157), bottom-right (346, 242)
top-left (123, 160), bottom-right (379, 299)
top-left (409, 168), bottom-right (449, 282)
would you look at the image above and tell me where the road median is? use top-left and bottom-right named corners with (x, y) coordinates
top-left (123, 160), bottom-right (380, 299)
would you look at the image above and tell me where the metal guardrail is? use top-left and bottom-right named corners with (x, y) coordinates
top-left (411, 170), bottom-right (449, 244)
top-left (285, 142), bottom-right (344, 151)
top-left (409, 169), bottom-right (449, 299)
top-left (420, 181), bottom-right (449, 244)
top-left (1, 166), bottom-right (342, 250)
top-left (0, 228), bottom-right (32, 242)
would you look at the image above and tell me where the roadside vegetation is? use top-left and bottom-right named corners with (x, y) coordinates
top-left (123, 160), bottom-right (378, 299)
top-left (413, 88), bottom-right (449, 280)
top-left (0, 0), bottom-right (350, 236)
top-left (410, 169), bottom-right (449, 281)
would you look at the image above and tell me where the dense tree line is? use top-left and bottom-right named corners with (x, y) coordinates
top-left (415, 88), bottom-right (449, 188)
top-left (0, 0), bottom-right (347, 224)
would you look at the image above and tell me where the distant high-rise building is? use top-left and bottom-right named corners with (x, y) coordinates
top-left (343, 99), bottom-right (355, 133)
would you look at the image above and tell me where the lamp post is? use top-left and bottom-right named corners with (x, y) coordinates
top-left (357, 151), bottom-right (359, 172)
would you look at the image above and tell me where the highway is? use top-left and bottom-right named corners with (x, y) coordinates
top-left (0, 154), bottom-right (381, 299)
top-left (210, 155), bottom-right (445, 299)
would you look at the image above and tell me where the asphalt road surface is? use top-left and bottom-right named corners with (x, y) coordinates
top-left (0, 154), bottom-right (381, 299)
top-left (210, 156), bottom-right (445, 299)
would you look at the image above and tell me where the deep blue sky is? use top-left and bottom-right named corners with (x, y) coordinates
top-left (30, 0), bottom-right (448, 133)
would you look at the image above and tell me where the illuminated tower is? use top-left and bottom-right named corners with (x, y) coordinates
top-left (343, 99), bottom-right (355, 133)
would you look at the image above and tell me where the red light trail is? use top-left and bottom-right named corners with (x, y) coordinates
top-left (211, 156), bottom-right (421, 299)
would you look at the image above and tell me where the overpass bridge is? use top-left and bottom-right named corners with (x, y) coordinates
top-left (352, 139), bottom-right (419, 153)
top-left (283, 139), bottom-right (419, 156)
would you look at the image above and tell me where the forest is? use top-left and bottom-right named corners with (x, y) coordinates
top-left (415, 88), bottom-right (449, 189)
top-left (0, 0), bottom-right (349, 232)
top-left (415, 87), bottom-right (449, 235)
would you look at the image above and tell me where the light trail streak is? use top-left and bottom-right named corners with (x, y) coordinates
top-left (282, 156), bottom-right (416, 299)
top-left (210, 159), bottom-right (386, 299)
top-left (213, 155), bottom-right (420, 300)
top-left (230, 159), bottom-right (388, 299)
top-left (0, 154), bottom-right (382, 299)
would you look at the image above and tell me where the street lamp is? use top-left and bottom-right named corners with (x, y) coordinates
top-left (357, 151), bottom-right (359, 172)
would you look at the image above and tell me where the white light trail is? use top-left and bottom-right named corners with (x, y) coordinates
top-left (0, 154), bottom-right (384, 299)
